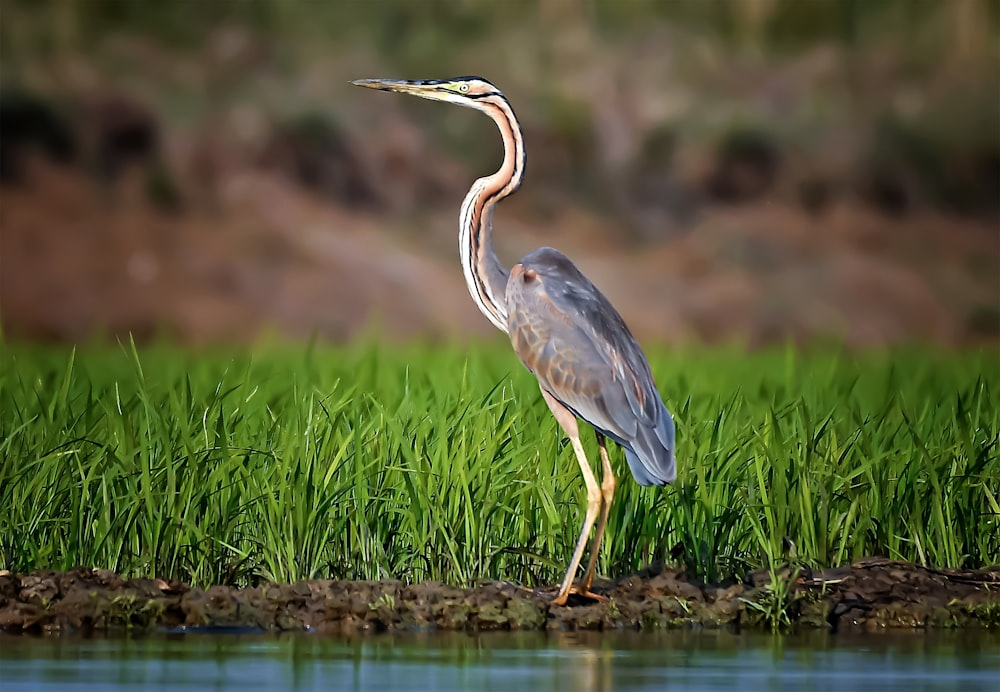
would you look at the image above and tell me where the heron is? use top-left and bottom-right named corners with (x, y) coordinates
top-left (352, 76), bottom-right (677, 606)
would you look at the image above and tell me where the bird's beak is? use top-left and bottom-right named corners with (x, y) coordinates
top-left (351, 79), bottom-right (450, 102)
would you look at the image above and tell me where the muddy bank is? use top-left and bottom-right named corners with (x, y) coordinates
top-left (2, 559), bottom-right (998, 636)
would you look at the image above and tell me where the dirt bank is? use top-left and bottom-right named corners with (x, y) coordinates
top-left (2, 559), bottom-right (998, 636)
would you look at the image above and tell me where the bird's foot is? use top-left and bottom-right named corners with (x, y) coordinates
top-left (550, 584), bottom-right (609, 607)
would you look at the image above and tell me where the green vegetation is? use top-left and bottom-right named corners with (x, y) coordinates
top-left (3, 0), bottom-right (996, 221)
top-left (5, 0), bottom-right (996, 58)
top-left (1, 339), bottom-right (997, 589)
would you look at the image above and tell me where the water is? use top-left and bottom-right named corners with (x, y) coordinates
top-left (1, 630), bottom-right (998, 691)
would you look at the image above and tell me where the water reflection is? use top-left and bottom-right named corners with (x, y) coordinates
top-left (1, 629), bottom-right (998, 691)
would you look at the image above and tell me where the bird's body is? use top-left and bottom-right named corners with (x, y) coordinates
top-left (353, 76), bottom-right (677, 605)
top-left (507, 247), bottom-right (675, 487)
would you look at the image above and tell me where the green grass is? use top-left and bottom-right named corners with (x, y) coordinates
top-left (1, 338), bottom-right (997, 588)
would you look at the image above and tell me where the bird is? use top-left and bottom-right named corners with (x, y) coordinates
top-left (352, 76), bottom-right (677, 606)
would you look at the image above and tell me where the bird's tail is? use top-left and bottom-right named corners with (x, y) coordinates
top-left (623, 402), bottom-right (676, 486)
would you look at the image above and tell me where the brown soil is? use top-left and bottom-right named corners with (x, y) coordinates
top-left (2, 162), bottom-right (997, 348)
top-left (3, 559), bottom-right (998, 636)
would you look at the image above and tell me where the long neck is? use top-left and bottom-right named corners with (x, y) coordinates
top-left (458, 96), bottom-right (526, 333)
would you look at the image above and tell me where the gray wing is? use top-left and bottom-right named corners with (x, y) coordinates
top-left (507, 247), bottom-right (676, 486)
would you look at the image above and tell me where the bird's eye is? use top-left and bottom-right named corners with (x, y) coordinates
top-left (458, 83), bottom-right (470, 93)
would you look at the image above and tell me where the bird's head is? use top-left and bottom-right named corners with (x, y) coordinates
top-left (351, 77), bottom-right (505, 109)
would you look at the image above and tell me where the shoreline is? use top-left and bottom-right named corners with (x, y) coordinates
top-left (2, 559), bottom-right (998, 636)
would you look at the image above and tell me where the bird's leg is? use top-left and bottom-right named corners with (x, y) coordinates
top-left (580, 432), bottom-right (616, 593)
top-left (552, 435), bottom-right (603, 606)
top-left (540, 389), bottom-right (606, 607)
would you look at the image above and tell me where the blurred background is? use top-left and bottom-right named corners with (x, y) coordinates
top-left (1, 0), bottom-right (997, 348)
